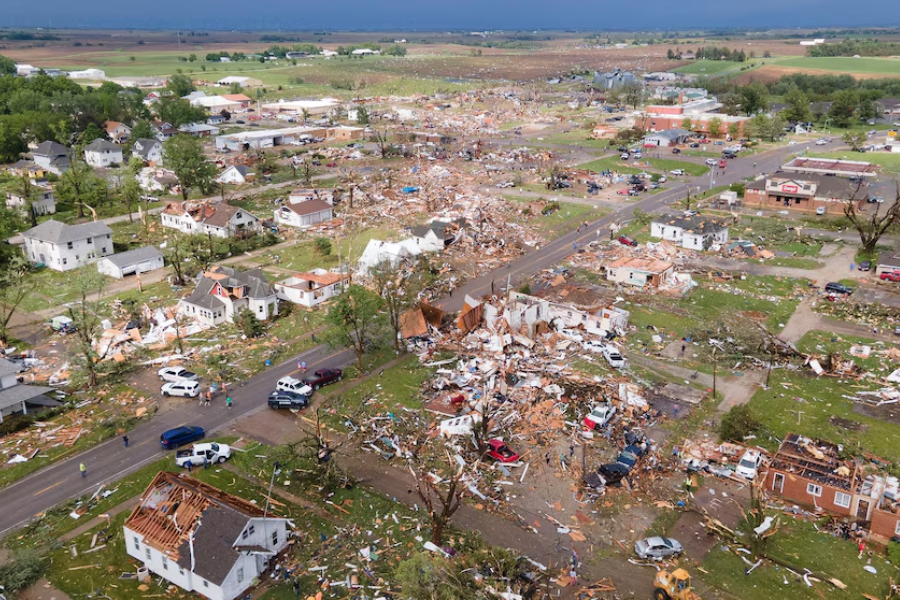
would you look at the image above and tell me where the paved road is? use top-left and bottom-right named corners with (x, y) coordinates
top-left (0, 137), bottom-right (826, 536)
top-left (0, 344), bottom-right (353, 537)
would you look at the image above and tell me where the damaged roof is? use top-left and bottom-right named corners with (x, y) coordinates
top-left (652, 213), bottom-right (728, 234)
top-left (769, 433), bottom-right (858, 492)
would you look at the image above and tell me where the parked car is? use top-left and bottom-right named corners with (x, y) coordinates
top-left (175, 442), bottom-right (231, 467)
top-left (881, 271), bottom-right (900, 282)
top-left (858, 260), bottom-right (872, 272)
top-left (633, 152), bottom-right (642, 159)
top-left (824, 282), bottom-right (853, 295)
top-left (157, 367), bottom-right (199, 383)
top-left (669, 169), bottom-right (686, 176)
top-left (634, 537), bottom-right (683, 560)
top-left (699, 138), bottom-right (710, 144)
top-left (618, 235), bottom-right (638, 247)
top-left (301, 368), bottom-right (343, 390)
top-left (161, 381), bottom-right (201, 398)
top-left (49, 315), bottom-right (76, 334)
top-left (689, 143), bottom-right (700, 148)
top-left (735, 449), bottom-right (762, 479)
top-left (717, 159), bottom-right (728, 169)
top-left (705, 158), bottom-right (718, 166)
top-left (602, 345), bottom-right (626, 368)
top-left (582, 339), bottom-right (605, 354)
top-left (597, 463), bottom-right (630, 485)
top-left (584, 402), bottom-right (617, 429)
top-left (268, 390), bottom-right (310, 409)
top-left (815, 139), bottom-right (828, 145)
top-left (671, 148), bottom-right (681, 154)
top-left (616, 189), bottom-right (630, 196)
top-left (620, 153), bottom-right (630, 160)
top-left (160, 425), bottom-right (205, 449)
top-left (486, 439), bottom-right (520, 463)
top-left (276, 376), bottom-right (313, 396)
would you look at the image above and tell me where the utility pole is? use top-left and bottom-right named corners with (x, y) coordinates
top-left (712, 347), bottom-right (718, 399)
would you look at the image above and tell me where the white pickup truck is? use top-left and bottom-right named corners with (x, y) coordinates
top-left (175, 442), bottom-right (232, 468)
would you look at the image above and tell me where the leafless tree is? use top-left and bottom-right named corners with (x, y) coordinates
top-left (843, 179), bottom-right (900, 254)
top-left (407, 437), bottom-right (466, 546)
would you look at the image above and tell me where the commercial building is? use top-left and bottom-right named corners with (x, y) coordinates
top-left (637, 99), bottom-right (750, 138)
top-left (215, 126), bottom-right (326, 151)
top-left (259, 98), bottom-right (341, 115)
top-left (642, 129), bottom-right (693, 148)
top-left (744, 172), bottom-right (869, 215)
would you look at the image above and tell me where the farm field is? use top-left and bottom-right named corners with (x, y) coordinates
top-left (672, 59), bottom-right (743, 74)
top-left (776, 56), bottom-right (900, 76)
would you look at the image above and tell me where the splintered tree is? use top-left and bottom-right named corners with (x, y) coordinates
top-left (0, 256), bottom-right (34, 344)
top-left (370, 260), bottom-right (431, 350)
top-left (67, 271), bottom-right (113, 388)
top-left (324, 284), bottom-right (386, 369)
top-left (843, 179), bottom-right (900, 254)
top-left (407, 436), bottom-right (466, 546)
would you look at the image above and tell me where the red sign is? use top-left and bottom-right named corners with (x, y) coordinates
top-left (781, 184), bottom-right (799, 194)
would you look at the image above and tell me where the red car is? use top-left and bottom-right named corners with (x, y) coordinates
top-left (618, 235), bottom-right (638, 247)
top-left (881, 271), bottom-right (900, 282)
top-left (301, 368), bottom-right (343, 390)
top-left (616, 189), bottom-right (630, 196)
top-left (699, 138), bottom-right (710, 143)
top-left (486, 439), bottom-right (520, 463)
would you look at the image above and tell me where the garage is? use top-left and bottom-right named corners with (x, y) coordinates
top-left (96, 246), bottom-right (164, 279)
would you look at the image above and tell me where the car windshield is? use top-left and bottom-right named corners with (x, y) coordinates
top-left (740, 459), bottom-right (756, 468)
top-left (662, 539), bottom-right (674, 548)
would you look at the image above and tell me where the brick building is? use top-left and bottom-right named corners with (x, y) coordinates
top-left (744, 172), bottom-right (870, 215)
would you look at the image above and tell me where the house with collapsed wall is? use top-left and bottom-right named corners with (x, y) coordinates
top-left (504, 292), bottom-right (629, 337)
top-left (273, 269), bottom-right (348, 308)
top-left (606, 257), bottom-right (675, 287)
top-left (358, 239), bottom-right (423, 275)
top-left (408, 219), bottom-right (466, 252)
top-left (124, 472), bottom-right (292, 600)
top-left (650, 214), bottom-right (730, 251)
top-left (180, 266), bottom-right (278, 326)
top-left (161, 202), bottom-right (260, 238)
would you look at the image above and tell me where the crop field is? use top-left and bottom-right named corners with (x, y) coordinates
top-left (776, 56), bottom-right (900, 76)
top-left (672, 60), bottom-right (743, 75)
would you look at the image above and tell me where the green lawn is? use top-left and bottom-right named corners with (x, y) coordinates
top-left (777, 56), bottom-right (900, 76)
top-left (507, 198), bottom-right (606, 238)
top-left (540, 130), bottom-right (613, 149)
top-left (578, 157), bottom-right (642, 175)
top-left (702, 519), bottom-right (896, 600)
top-left (672, 60), bottom-right (743, 75)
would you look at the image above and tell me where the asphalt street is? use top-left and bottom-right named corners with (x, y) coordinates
top-left (0, 344), bottom-right (353, 536)
top-left (0, 137), bottom-right (830, 536)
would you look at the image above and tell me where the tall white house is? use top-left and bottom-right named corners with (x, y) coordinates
top-left (84, 138), bottom-right (124, 168)
top-left (124, 472), bottom-right (293, 600)
top-left (21, 219), bottom-right (114, 272)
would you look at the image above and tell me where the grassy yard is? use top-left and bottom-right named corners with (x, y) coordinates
top-left (507, 197), bottom-right (606, 238)
top-left (245, 227), bottom-right (396, 272)
top-left (701, 519), bottom-right (897, 600)
top-left (540, 130), bottom-right (613, 149)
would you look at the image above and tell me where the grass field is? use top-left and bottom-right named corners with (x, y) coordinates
top-left (672, 60), bottom-right (743, 75)
top-left (776, 56), bottom-right (900, 77)
top-left (642, 157), bottom-right (710, 176)
top-left (578, 157), bottom-right (642, 175)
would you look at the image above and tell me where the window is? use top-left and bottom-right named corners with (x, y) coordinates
top-left (203, 581), bottom-right (209, 588)
top-left (162, 556), bottom-right (168, 570)
top-left (146, 547), bottom-right (152, 560)
top-left (237, 568), bottom-right (244, 583)
top-left (62, 258), bottom-right (67, 265)
top-left (247, 525), bottom-right (255, 535)
top-left (75, 255), bottom-right (80, 260)
top-left (67, 242), bottom-right (73, 249)
top-left (272, 530), bottom-right (278, 545)
top-left (86, 237), bottom-right (92, 244)
top-left (179, 567), bottom-right (185, 576)
top-left (807, 483), bottom-right (823, 497)
top-left (102, 247), bottom-right (106, 254)
top-left (242, 528), bottom-right (249, 540)
top-left (834, 492), bottom-right (851, 509)
top-left (258, 305), bottom-right (263, 313)
top-left (133, 536), bottom-right (140, 551)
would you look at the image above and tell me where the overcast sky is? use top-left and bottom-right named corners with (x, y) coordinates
top-left (5, 0), bottom-right (896, 30)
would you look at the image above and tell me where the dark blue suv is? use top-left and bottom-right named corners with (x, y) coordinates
top-left (160, 426), bottom-right (205, 449)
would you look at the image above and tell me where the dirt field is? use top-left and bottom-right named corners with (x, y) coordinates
top-left (733, 64), bottom-right (900, 84)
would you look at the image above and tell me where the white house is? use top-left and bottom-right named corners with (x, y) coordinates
top-left (124, 472), bottom-right (292, 600)
top-left (96, 246), bottom-right (164, 279)
top-left (21, 219), bottom-right (113, 272)
top-left (0, 358), bottom-right (57, 423)
top-left (84, 139), bottom-right (123, 168)
top-left (358, 239), bottom-right (422, 274)
top-left (216, 165), bottom-right (255, 185)
top-left (180, 266), bottom-right (278, 326)
top-left (273, 194), bottom-right (334, 229)
top-left (104, 121), bottom-right (132, 144)
top-left (161, 202), bottom-right (260, 238)
top-left (650, 214), bottom-right (730, 251)
top-left (133, 138), bottom-right (164, 165)
top-left (408, 219), bottom-right (464, 252)
top-left (67, 68), bottom-right (105, 79)
top-left (31, 141), bottom-right (70, 175)
top-left (5, 187), bottom-right (56, 216)
top-left (274, 269), bottom-right (349, 308)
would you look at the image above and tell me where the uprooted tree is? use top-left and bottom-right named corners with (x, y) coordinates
top-left (843, 179), bottom-right (900, 254)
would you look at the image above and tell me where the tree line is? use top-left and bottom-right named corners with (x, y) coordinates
top-left (667, 46), bottom-right (750, 61)
top-left (807, 39), bottom-right (900, 57)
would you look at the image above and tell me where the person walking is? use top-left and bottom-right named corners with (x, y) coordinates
top-left (226, 396), bottom-right (233, 409)
top-left (123, 435), bottom-right (129, 448)
top-left (293, 578), bottom-right (300, 596)
top-left (80, 463), bottom-right (87, 478)
top-left (186, 460), bottom-right (192, 473)
top-left (206, 389), bottom-right (212, 406)
top-left (203, 455), bottom-right (209, 470)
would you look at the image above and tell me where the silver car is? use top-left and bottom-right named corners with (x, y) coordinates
top-left (635, 537), bottom-right (683, 560)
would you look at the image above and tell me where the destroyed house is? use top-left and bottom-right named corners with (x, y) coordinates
top-left (650, 214), bottom-right (729, 251)
top-left (0, 358), bottom-right (57, 423)
top-left (765, 433), bottom-right (865, 518)
top-left (124, 472), bottom-right (292, 600)
top-left (273, 269), bottom-right (348, 308)
top-left (606, 257), bottom-right (674, 288)
top-left (505, 292), bottom-right (629, 337)
top-left (180, 266), bottom-right (278, 326)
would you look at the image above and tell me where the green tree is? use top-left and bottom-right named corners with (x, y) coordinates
top-left (188, 53), bottom-right (197, 62)
top-left (620, 81), bottom-right (643, 109)
top-left (163, 134), bottom-right (218, 200)
top-left (738, 82), bottom-right (769, 115)
top-left (78, 122), bottom-right (107, 146)
top-left (829, 89), bottom-right (859, 128)
top-left (782, 87), bottom-right (811, 123)
top-left (719, 404), bottom-right (759, 442)
top-left (747, 113), bottom-right (771, 140)
top-left (313, 237), bottom-right (332, 256)
top-left (228, 81), bottom-right (244, 95)
top-left (858, 96), bottom-right (878, 121)
top-left (356, 106), bottom-right (370, 125)
top-left (728, 121), bottom-right (741, 140)
top-left (707, 116), bottom-right (723, 138)
top-left (56, 160), bottom-right (106, 218)
top-left (0, 53), bottom-right (16, 75)
top-left (166, 72), bottom-right (195, 97)
top-left (324, 284), bottom-right (385, 369)
top-left (162, 232), bottom-right (199, 286)
top-left (120, 160), bottom-right (143, 223)
top-left (10, 173), bottom-right (39, 227)
top-left (0, 549), bottom-right (45, 594)
top-left (130, 119), bottom-right (154, 142)
top-left (384, 44), bottom-right (407, 57)
top-left (157, 98), bottom-right (207, 127)
top-left (0, 256), bottom-right (34, 345)
top-left (842, 131), bottom-right (868, 152)
top-left (843, 181), bottom-right (900, 254)
top-left (681, 117), bottom-right (693, 131)
top-left (67, 270), bottom-right (113, 388)
top-left (370, 260), bottom-right (429, 351)
top-left (235, 308), bottom-right (266, 338)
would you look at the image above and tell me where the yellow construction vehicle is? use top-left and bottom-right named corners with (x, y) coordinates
top-left (653, 568), bottom-right (701, 600)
